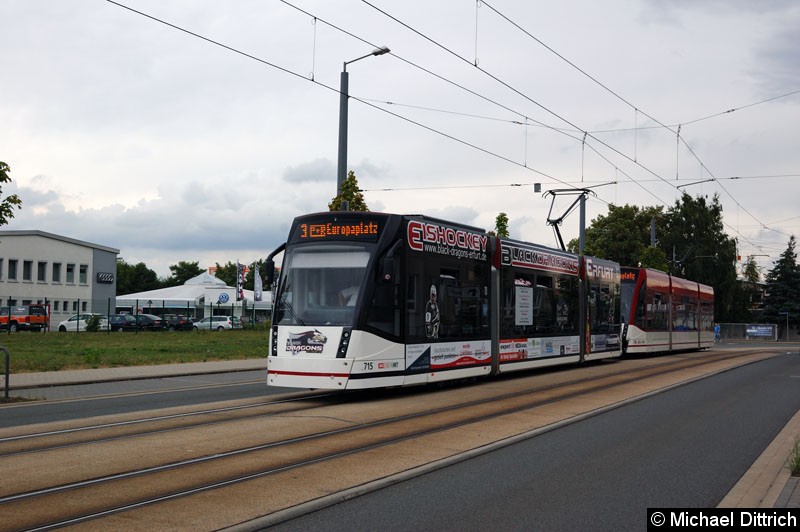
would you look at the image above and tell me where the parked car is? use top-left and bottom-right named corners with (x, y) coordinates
top-left (57, 313), bottom-right (109, 332)
top-left (164, 314), bottom-right (194, 331)
top-left (0, 304), bottom-right (49, 332)
top-left (108, 313), bottom-right (167, 331)
top-left (193, 316), bottom-right (242, 331)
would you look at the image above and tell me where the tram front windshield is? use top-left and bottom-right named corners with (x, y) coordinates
top-left (275, 243), bottom-right (371, 327)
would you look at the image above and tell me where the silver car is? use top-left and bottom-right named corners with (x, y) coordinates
top-left (192, 316), bottom-right (242, 331)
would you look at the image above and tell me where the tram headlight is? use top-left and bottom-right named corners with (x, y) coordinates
top-left (338, 329), bottom-right (351, 357)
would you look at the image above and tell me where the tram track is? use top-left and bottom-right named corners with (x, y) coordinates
top-left (0, 348), bottom-right (750, 458)
top-left (0, 392), bottom-right (341, 457)
top-left (0, 348), bottom-right (783, 530)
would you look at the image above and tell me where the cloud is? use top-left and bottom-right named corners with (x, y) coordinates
top-left (282, 158), bottom-right (334, 183)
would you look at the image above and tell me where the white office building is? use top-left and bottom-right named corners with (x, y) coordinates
top-left (0, 230), bottom-right (119, 324)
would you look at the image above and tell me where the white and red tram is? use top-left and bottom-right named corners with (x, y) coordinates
top-left (264, 212), bottom-right (712, 390)
top-left (619, 267), bottom-right (715, 355)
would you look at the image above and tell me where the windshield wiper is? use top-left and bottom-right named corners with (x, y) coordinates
top-left (281, 299), bottom-right (305, 326)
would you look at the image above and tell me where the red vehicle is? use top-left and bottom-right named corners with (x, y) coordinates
top-left (620, 267), bottom-right (714, 354)
top-left (0, 304), bottom-right (50, 332)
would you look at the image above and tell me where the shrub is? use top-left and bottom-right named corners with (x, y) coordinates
top-left (789, 438), bottom-right (800, 477)
top-left (85, 314), bottom-right (102, 332)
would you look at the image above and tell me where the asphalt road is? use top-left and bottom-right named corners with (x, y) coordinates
top-left (266, 353), bottom-right (800, 532)
top-left (0, 370), bottom-right (283, 428)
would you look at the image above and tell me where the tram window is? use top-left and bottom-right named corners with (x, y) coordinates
top-left (673, 295), bottom-right (692, 331)
top-left (500, 274), bottom-right (536, 337)
top-left (634, 284), bottom-right (646, 328)
top-left (620, 283), bottom-right (634, 324)
top-left (589, 284), bottom-right (612, 333)
top-left (647, 291), bottom-right (669, 331)
top-left (275, 245), bottom-right (371, 326)
top-left (406, 255), bottom-right (489, 342)
top-left (700, 301), bottom-right (713, 331)
top-left (532, 274), bottom-right (577, 336)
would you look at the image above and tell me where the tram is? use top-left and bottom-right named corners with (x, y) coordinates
top-left (619, 267), bottom-right (715, 354)
top-left (265, 211), bottom-right (627, 390)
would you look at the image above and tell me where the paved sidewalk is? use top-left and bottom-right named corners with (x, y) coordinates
top-left (5, 358), bottom-right (267, 390)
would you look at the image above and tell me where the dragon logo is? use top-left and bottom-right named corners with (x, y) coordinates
top-left (285, 329), bottom-right (328, 353)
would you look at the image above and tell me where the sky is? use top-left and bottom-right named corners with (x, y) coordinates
top-left (2, 0), bottom-right (799, 278)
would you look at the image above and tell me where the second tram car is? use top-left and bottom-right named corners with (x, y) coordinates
top-left (620, 267), bottom-right (714, 354)
top-left (265, 211), bottom-right (712, 390)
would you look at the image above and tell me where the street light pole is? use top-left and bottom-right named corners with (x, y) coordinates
top-left (337, 46), bottom-right (390, 198)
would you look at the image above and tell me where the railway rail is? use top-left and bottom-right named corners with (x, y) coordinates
top-left (0, 348), bottom-right (782, 530)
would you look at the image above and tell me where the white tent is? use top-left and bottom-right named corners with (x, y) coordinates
top-left (116, 271), bottom-right (272, 315)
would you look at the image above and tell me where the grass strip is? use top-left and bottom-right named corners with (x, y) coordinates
top-left (0, 329), bottom-right (268, 372)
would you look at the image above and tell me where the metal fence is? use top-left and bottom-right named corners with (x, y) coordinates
top-left (1, 295), bottom-right (271, 332)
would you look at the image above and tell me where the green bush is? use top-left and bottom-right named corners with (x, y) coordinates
top-left (789, 437), bottom-right (800, 477)
top-left (85, 314), bottom-right (102, 332)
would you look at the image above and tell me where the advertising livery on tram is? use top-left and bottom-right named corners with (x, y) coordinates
top-left (265, 211), bottom-right (712, 391)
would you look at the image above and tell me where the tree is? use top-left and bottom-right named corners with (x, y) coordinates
top-left (494, 212), bottom-right (510, 238)
top-left (638, 246), bottom-right (670, 271)
top-left (762, 236), bottom-right (800, 337)
top-left (162, 261), bottom-right (203, 287)
top-left (245, 259), bottom-right (265, 290)
top-left (726, 255), bottom-right (764, 323)
top-left (660, 193), bottom-right (738, 321)
top-left (329, 170), bottom-right (369, 211)
top-left (741, 256), bottom-right (761, 284)
top-left (116, 259), bottom-right (161, 295)
top-left (568, 203), bottom-right (664, 266)
top-left (213, 261), bottom-right (239, 287)
top-left (0, 161), bottom-right (23, 226)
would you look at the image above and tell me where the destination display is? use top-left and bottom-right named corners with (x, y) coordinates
top-left (290, 215), bottom-right (383, 243)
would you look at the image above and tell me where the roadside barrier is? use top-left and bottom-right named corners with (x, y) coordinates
top-left (1, 346), bottom-right (8, 400)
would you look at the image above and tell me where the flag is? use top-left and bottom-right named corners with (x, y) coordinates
top-left (236, 261), bottom-right (244, 301)
top-left (254, 265), bottom-right (263, 302)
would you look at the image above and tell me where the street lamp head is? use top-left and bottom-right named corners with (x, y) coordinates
top-left (372, 46), bottom-right (390, 56)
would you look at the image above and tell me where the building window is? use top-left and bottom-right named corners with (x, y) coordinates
top-left (52, 263), bottom-right (62, 283)
top-left (72, 301), bottom-right (78, 312)
top-left (8, 259), bottom-right (18, 281)
top-left (38, 261), bottom-right (47, 282)
top-left (81, 301), bottom-right (87, 311)
top-left (63, 301), bottom-right (68, 312)
top-left (0, 259), bottom-right (3, 280)
top-left (54, 301), bottom-right (60, 311)
top-left (66, 264), bottom-right (75, 284)
top-left (23, 260), bottom-right (33, 281)
top-left (79, 264), bottom-right (88, 284)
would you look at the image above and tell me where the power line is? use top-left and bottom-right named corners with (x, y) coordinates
top-left (468, 1), bottom-right (788, 249)
top-left (105, 0), bottom-right (586, 194)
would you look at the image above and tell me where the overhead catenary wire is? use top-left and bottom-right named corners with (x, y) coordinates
top-left (104, 0), bottom-right (584, 195)
top-left (476, 0), bottom-right (796, 242)
top-left (358, 0), bottom-right (773, 253)
top-left (107, 0), bottom-right (787, 254)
